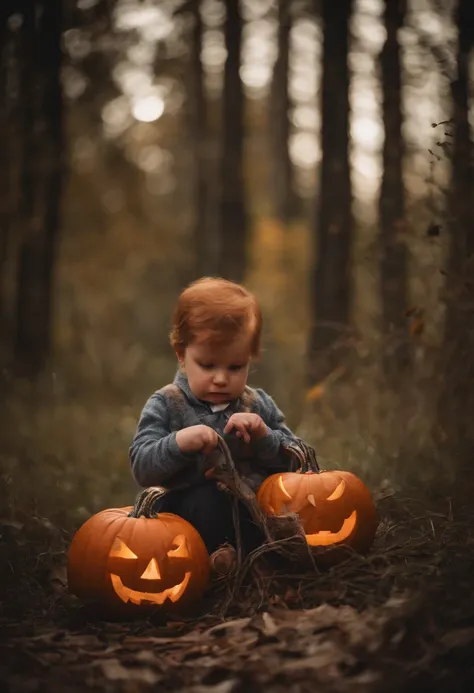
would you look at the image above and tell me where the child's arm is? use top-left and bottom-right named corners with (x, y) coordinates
top-left (129, 393), bottom-right (200, 487)
top-left (251, 389), bottom-right (305, 469)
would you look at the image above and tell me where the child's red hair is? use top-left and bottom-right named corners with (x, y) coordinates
top-left (170, 277), bottom-right (262, 356)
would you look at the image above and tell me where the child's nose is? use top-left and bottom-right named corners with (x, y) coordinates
top-left (213, 370), bottom-right (228, 385)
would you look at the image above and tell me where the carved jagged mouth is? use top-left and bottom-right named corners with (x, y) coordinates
top-left (110, 572), bottom-right (192, 605)
top-left (305, 511), bottom-right (357, 546)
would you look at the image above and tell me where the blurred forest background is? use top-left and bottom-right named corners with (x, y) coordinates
top-left (0, 0), bottom-right (473, 526)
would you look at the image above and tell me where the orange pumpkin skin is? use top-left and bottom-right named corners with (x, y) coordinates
top-left (67, 507), bottom-right (210, 618)
top-left (257, 470), bottom-right (377, 557)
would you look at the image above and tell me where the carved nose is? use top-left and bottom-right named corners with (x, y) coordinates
top-left (140, 558), bottom-right (161, 580)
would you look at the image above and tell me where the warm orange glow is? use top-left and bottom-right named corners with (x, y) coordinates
top-left (109, 537), bottom-right (138, 559)
top-left (107, 535), bottom-right (195, 605)
top-left (167, 534), bottom-right (190, 558)
top-left (278, 476), bottom-right (293, 500)
top-left (140, 558), bottom-right (161, 580)
top-left (306, 511), bottom-right (357, 546)
top-left (326, 480), bottom-right (345, 501)
top-left (110, 571), bottom-right (192, 605)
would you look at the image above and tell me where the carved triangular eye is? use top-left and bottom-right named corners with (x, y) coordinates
top-left (167, 534), bottom-right (190, 558)
top-left (326, 480), bottom-right (345, 501)
top-left (109, 537), bottom-right (138, 559)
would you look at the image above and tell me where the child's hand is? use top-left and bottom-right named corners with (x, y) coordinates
top-left (176, 425), bottom-right (219, 455)
top-left (223, 413), bottom-right (268, 444)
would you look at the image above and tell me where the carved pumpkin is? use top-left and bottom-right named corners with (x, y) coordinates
top-left (257, 469), bottom-right (377, 557)
top-left (67, 488), bottom-right (210, 617)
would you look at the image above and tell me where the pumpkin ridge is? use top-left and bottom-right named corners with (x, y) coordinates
top-left (94, 511), bottom-right (130, 592)
top-left (257, 468), bottom-right (378, 561)
top-left (68, 499), bottom-right (211, 617)
top-left (69, 510), bottom-right (125, 596)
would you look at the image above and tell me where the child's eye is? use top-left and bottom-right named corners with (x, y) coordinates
top-left (199, 363), bottom-right (214, 370)
top-left (229, 364), bottom-right (245, 372)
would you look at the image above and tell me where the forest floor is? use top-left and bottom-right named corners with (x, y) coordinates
top-left (2, 484), bottom-right (474, 693)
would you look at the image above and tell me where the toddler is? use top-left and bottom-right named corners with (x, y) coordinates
top-left (129, 277), bottom-right (303, 573)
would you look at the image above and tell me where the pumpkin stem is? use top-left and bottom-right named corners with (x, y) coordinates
top-left (282, 438), bottom-right (319, 473)
top-left (128, 487), bottom-right (167, 518)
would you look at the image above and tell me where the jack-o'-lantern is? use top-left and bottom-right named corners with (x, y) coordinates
top-left (67, 488), bottom-right (210, 618)
top-left (257, 469), bottom-right (377, 559)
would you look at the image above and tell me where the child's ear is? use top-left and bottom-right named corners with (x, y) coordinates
top-left (175, 348), bottom-right (185, 371)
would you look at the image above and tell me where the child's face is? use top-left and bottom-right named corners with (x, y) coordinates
top-left (178, 333), bottom-right (252, 404)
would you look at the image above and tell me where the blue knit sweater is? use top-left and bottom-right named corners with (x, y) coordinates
top-left (129, 371), bottom-right (301, 492)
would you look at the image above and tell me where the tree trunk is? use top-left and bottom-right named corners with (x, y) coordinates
top-left (379, 0), bottom-right (410, 377)
top-left (14, 0), bottom-right (64, 376)
top-left (446, 0), bottom-right (474, 271)
top-left (270, 0), bottom-right (298, 225)
top-left (187, 0), bottom-right (214, 278)
top-left (436, 0), bottom-right (474, 450)
top-left (218, 0), bottom-right (247, 282)
top-left (0, 6), bottom-right (11, 337)
top-left (308, 0), bottom-right (353, 382)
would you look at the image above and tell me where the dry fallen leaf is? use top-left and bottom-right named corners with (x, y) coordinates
top-left (409, 317), bottom-right (424, 336)
top-left (49, 565), bottom-right (68, 593)
top-left (306, 383), bottom-right (325, 402)
top-left (260, 611), bottom-right (278, 636)
top-left (190, 681), bottom-right (239, 693)
top-left (306, 366), bottom-right (346, 402)
top-left (96, 658), bottom-right (160, 684)
top-left (438, 627), bottom-right (474, 652)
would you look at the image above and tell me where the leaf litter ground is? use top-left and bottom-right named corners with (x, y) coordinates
top-left (1, 486), bottom-right (474, 693)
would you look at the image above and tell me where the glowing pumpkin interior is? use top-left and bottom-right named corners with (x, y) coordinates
top-left (108, 533), bottom-right (193, 606)
top-left (257, 470), bottom-right (377, 553)
top-left (274, 476), bottom-right (356, 546)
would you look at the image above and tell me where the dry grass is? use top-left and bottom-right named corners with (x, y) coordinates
top-left (0, 328), bottom-right (466, 529)
top-left (1, 214), bottom-right (473, 689)
top-left (212, 490), bottom-right (474, 619)
top-left (1, 355), bottom-right (473, 692)
top-left (1, 482), bottom-right (474, 692)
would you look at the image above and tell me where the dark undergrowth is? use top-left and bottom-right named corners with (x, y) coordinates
top-left (1, 477), bottom-right (474, 693)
